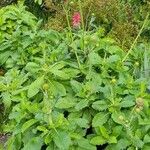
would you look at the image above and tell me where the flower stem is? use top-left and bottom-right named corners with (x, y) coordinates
top-left (122, 13), bottom-right (149, 62)
top-left (78, 0), bottom-right (85, 53)
top-left (63, 5), bottom-right (73, 42)
top-left (63, 5), bottom-right (81, 69)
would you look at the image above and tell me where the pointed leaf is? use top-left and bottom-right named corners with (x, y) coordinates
top-left (92, 100), bottom-right (108, 111)
top-left (22, 119), bottom-right (38, 133)
top-left (90, 136), bottom-right (106, 145)
top-left (55, 97), bottom-right (76, 109)
top-left (28, 76), bottom-right (44, 98)
top-left (92, 112), bottom-right (109, 127)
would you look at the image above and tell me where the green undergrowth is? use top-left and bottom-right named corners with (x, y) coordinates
top-left (0, 4), bottom-right (150, 150)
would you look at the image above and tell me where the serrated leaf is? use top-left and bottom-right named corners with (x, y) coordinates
top-left (75, 99), bottom-right (89, 110)
top-left (107, 55), bottom-right (120, 63)
top-left (63, 68), bottom-right (80, 78)
top-left (120, 99), bottom-right (135, 108)
top-left (53, 131), bottom-right (71, 150)
top-left (115, 139), bottom-right (130, 149)
top-left (92, 112), bottom-right (109, 127)
top-left (76, 118), bottom-right (89, 128)
top-left (108, 136), bottom-right (117, 144)
top-left (22, 137), bottom-right (43, 150)
top-left (2, 92), bottom-right (11, 108)
top-left (133, 136), bottom-right (144, 148)
top-left (45, 134), bottom-right (53, 145)
top-left (28, 76), bottom-right (44, 98)
top-left (112, 126), bottom-right (123, 137)
top-left (46, 143), bottom-right (55, 150)
top-left (111, 112), bottom-right (125, 124)
top-left (25, 62), bottom-right (40, 74)
top-left (0, 51), bottom-right (10, 64)
top-left (92, 100), bottom-right (108, 111)
top-left (90, 136), bottom-right (106, 145)
top-left (49, 81), bottom-right (66, 97)
top-left (100, 126), bottom-right (109, 139)
top-left (22, 119), bottom-right (38, 133)
top-left (88, 52), bottom-right (101, 65)
top-left (0, 83), bottom-right (6, 91)
top-left (55, 97), bottom-right (76, 109)
top-left (49, 63), bottom-right (70, 80)
top-left (77, 138), bottom-right (96, 150)
top-left (144, 135), bottom-right (150, 143)
top-left (37, 126), bottom-right (48, 133)
top-left (70, 80), bottom-right (82, 93)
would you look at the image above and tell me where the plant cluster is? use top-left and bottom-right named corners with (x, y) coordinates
top-left (0, 5), bottom-right (150, 150)
top-left (0, 3), bottom-right (150, 150)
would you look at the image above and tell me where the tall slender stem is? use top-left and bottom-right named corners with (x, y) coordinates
top-left (122, 13), bottom-right (149, 62)
top-left (78, 0), bottom-right (85, 53)
top-left (63, 6), bottom-right (73, 42)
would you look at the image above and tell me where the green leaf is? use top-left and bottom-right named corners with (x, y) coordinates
top-left (22, 119), bottom-right (38, 133)
top-left (88, 52), bottom-right (101, 65)
top-left (46, 143), bottom-right (56, 150)
top-left (25, 62), bottom-right (40, 74)
top-left (92, 100), bottom-right (108, 111)
top-left (70, 80), bottom-right (82, 93)
top-left (22, 137), bottom-right (43, 150)
top-left (144, 134), bottom-right (150, 143)
top-left (132, 136), bottom-right (144, 148)
top-left (53, 131), bottom-right (71, 150)
top-left (37, 126), bottom-right (48, 133)
top-left (63, 68), bottom-right (80, 79)
top-left (76, 118), bottom-right (89, 128)
top-left (108, 136), bottom-right (117, 144)
top-left (51, 70), bottom-right (69, 79)
top-left (55, 97), bottom-right (76, 109)
top-left (0, 83), bottom-right (6, 91)
top-left (77, 138), bottom-right (96, 150)
top-left (143, 145), bottom-right (150, 150)
top-left (75, 99), bottom-right (89, 110)
top-left (115, 139), bottom-right (130, 149)
top-left (120, 96), bottom-right (135, 108)
top-left (45, 134), bottom-right (53, 145)
top-left (112, 126), bottom-right (123, 137)
top-left (6, 135), bottom-right (21, 150)
top-left (111, 112), bottom-right (125, 124)
top-left (90, 136), bottom-right (106, 145)
top-left (49, 62), bottom-right (70, 80)
top-left (107, 55), bottom-right (120, 63)
top-left (0, 51), bottom-right (10, 64)
top-left (92, 112), bottom-right (109, 127)
top-left (37, 0), bottom-right (42, 5)
top-left (50, 81), bottom-right (66, 97)
top-left (28, 76), bottom-right (44, 98)
top-left (100, 126), bottom-right (109, 139)
top-left (2, 92), bottom-right (11, 108)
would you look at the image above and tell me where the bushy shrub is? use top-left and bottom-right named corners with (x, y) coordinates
top-left (0, 4), bottom-right (150, 150)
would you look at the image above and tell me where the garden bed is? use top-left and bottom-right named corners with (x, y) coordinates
top-left (0, 1), bottom-right (150, 150)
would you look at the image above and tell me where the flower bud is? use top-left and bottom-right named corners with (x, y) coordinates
top-left (136, 97), bottom-right (144, 108)
top-left (118, 115), bottom-right (124, 121)
top-left (135, 62), bottom-right (139, 67)
top-left (43, 83), bottom-right (49, 91)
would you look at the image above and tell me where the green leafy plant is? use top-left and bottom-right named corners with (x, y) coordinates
top-left (0, 3), bottom-right (150, 150)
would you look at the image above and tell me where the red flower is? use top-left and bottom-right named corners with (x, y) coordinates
top-left (72, 12), bottom-right (81, 28)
